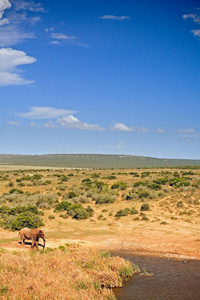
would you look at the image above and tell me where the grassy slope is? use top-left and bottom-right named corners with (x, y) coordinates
top-left (1, 154), bottom-right (200, 168)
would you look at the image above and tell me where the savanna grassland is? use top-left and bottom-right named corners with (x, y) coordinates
top-left (0, 165), bottom-right (200, 298)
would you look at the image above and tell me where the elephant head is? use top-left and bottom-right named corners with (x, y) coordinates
top-left (37, 230), bottom-right (45, 249)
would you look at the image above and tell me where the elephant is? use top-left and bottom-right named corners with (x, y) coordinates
top-left (19, 228), bottom-right (45, 249)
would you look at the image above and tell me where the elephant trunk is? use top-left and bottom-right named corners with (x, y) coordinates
top-left (43, 238), bottom-right (45, 249)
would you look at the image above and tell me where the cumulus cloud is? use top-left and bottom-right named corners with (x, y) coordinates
top-left (99, 15), bottom-right (130, 20)
top-left (0, 48), bottom-right (36, 86)
top-left (0, 0), bottom-right (11, 19)
top-left (183, 13), bottom-right (200, 24)
top-left (8, 120), bottom-right (19, 125)
top-left (57, 115), bottom-right (104, 131)
top-left (111, 122), bottom-right (135, 132)
top-left (18, 106), bottom-right (77, 119)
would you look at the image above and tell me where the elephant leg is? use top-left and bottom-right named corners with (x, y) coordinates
top-left (35, 241), bottom-right (39, 249)
top-left (31, 238), bottom-right (36, 248)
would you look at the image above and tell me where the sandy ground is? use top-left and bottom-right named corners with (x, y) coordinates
top-left (1, 224), bottom-right (200, 260)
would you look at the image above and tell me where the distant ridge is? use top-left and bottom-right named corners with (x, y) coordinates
top-left (0, 154), bottom-right (200, 169)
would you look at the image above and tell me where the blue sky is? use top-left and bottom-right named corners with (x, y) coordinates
top-left (0, 0), bottom-right (200, 159)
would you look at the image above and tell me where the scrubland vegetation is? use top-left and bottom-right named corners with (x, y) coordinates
top-left (0, 165), bottom-right (200, 298)
top-left (0, 167), bottom-right (200, 231)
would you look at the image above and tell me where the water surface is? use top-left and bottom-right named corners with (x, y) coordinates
top-left (112, 251), bottom-right (200, 300)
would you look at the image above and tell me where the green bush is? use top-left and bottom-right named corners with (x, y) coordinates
top-left (177, 201), bottom-right (184, 208)
top-left (140, 203), bottom-right (150, 211)
top-left (153, 177), bottom-right (168, 185)
top-left (9, 188), bottom-right (24, 194)
top-left (133, 181), bottom-right (147, 187)
top-left (115, 208), bottom-right (130, 218)
top-left (148, 183), bottom-right (161, 190)
top-left (67, 191), bottom-right (78, 198)
top-left (11, 212), bottom-right (44, 230)
top-left (107, 175), bottom-right (116, 179)
top-left (130, 207), bottom-right (138, 214)
top-left (111, 182), bottom-right (127, 190)
top-left (111, 183), bottom-right (120, 189)
top-left (54, 201), bottom-right (72, 212)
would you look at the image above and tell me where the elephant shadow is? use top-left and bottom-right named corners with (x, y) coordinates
top-left (18, 241), bottom-right (44, 248)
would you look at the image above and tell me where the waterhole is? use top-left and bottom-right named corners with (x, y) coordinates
top-left (112, 251), bottom-right (200, 300)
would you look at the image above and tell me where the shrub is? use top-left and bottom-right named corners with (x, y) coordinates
top-left (169, 177), bottom-right (190, 188)
top-left (67, 191), bottom-right (79, 198)
top-left (93, 193), bottom-right (117, 205)
top-left (111, 183), bottom-right (120, 189)
top-left (111, 182), bottom-right (127, 190)
top-left (59, 213), bottom-right (69, 219)
top-left (60, 175), bottom-right (69, 182)
top-left (54, 201), bottom-right (72, 212)
top-left (32, 174), bottom-right (42, 180)
top-left (177, 201), bottom-right (184, 208)
top-left (107, 175), bottom-right (116, 179)
top-left (148, 183), bottom-right (161, 190)
top-left (11, 212), bottom-right (44, 230)
top-left (133, 181), bottom-right (147, 187)
top-left (9, 188), bottom-right (24, 194)
top-left (130, 207), bottom-right (138, 215)
top-left (115, 208), bottom-right (130, 218)
top-left (142, 216), bottom-right (149, 221)
top-left (153, 177), bottom-right (168, 185)
top-left (48, 215), bottom-right (55, 219)
top-left (140, 203), bottom-right (150, 211)
top-left (91, 173), bottom-right (100, 178)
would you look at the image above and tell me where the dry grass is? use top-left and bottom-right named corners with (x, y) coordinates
top-left (0, 246), bottom-right (134, 299)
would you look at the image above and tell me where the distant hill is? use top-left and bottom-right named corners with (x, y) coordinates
top-left (0, 154), bottom-right (200, 169)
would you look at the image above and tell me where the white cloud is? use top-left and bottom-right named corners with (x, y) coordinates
top-left (99, 15), bottom-right (130, 20)
top-left (158, 128), bottom-right (165, 133)
top-left (191, 29), bottom-right (200, 37)
top-left (50, 40), bottom-right (60, 45)
top-left (18, 106), bottom-right (77, 119)
top-left (14, 1), bottom-right (44, 12)
top-left (30, 121), bottom-right (59, 128)
top-left (0, 0), bottom-right (11, 19)
top-left (111, 122), bottom-right (135, 132)
top-left (0, 0), bottom-right (43, 47)
top-left (57, 115), bottom-right (104, 131)
top-left (8, 120), bottom-right (19, 125)
top-left (0, 25), bottom-right (35, 47)
top-left (51, 33), bottom-right (78, 40)
top-left (0, 17), bottom-right (9, 25)
top-left (111, 122), bottom-right (148, 133)
top-left (43, 121), bottom-right (59, 128)
top-left (183, 13), bottom-right (200, 24)
top-left (178, 128), bottom-right (194, 134)
top-left (0, 48), bottom-right (36, 86)
top-left (137, 127), bottom-right (148, 133)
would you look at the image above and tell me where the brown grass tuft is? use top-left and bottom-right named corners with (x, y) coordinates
top-left (0, 246), bottom-right (134, 299)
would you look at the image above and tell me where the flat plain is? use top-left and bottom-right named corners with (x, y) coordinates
top-left (0, 165), bottom-right (200, 259)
